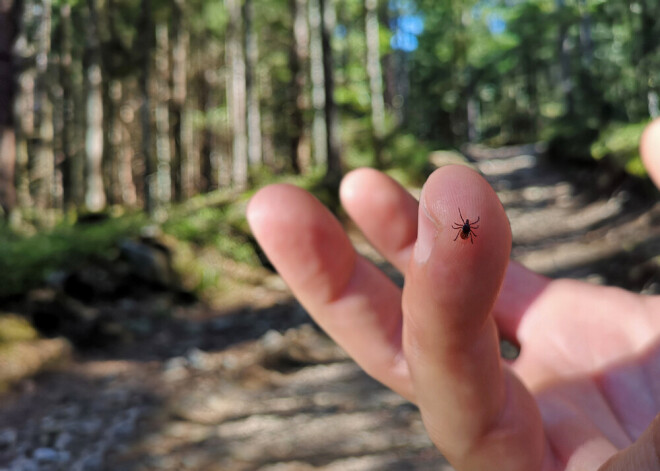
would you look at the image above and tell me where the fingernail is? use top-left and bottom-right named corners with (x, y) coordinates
top-left (414, 194), bottom-right (437, 264)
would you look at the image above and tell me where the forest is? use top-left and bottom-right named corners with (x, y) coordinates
top-left (0, 0), bottom-right (658, 223)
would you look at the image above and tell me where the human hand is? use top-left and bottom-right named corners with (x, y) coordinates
top-left (247, 120), bottom-right (660, 471)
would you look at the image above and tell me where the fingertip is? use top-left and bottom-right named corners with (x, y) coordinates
top-left (339, 167), bottom-right (382, 206)
top-left (246, 184), bottom-right (277, 233)
top-left (640, 118), bottom-right (660, 188)
top-left (339, 166), bottom-right (369, 188)
top-left (403, 164), bottom-right (512, 349)
top-left (339, 168), bottom-right (419, 271)
top-left (417, 165), bottom-right (511, 283)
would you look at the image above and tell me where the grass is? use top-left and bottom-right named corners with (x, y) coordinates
top-left (0, 213), bottom-right (146, 298)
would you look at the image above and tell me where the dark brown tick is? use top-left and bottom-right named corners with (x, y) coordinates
top-left (452, 208), bottom-right (480, 244)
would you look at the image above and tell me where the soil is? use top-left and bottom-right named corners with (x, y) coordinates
top-left (1, 147), bottom-right (660, 471)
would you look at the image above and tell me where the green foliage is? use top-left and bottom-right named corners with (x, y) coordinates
top-left (386, 132), bottom-right (433, 185)
top-left (406, 0), bottom-right (658, 159)
top-left (591, 121), bottom-right (649, 177)
top-left (0, 192), bottom-right (267, 299)
top-left (162, 202), bottom-right (257, 266)
top-left (0, 214), bottom-right (146, 298)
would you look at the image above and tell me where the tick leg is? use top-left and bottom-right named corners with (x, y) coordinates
top-left (470, 225), bottom-right (479, 230)
top-left (472, 216), bottom-right (480, 225)
top-left (453, 230), bottom-right (460, 241)
top-left (470, 233), bottom-right (474, 244)
top-left (472, 231), bottom-right (478, 237)
top-left (459, 208), bottom-right (465, 223)
top-left (452, 224), bottom-right (462, 229)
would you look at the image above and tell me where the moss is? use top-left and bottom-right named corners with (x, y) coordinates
top-left (0, 314), bottom-right (39, 343)
top-left (0, 213), bottom-right (146, 298)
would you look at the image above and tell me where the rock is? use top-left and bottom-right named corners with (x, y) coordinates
top-left (27, 289), bottom-right (102, 345)
top-left (185, 348), bottom-right (211, 371)
top-left (119, 238), bottom-right (174, 288)
top-left (61, 263), bottom-right (121, 303)
top-left (0, 338), bottom-right (71, 390)
top-left (163, 357), bottom-right (188, 381)
top-left (260, 324), bottom-right (348, 373)
top-left (9, 455), bottom-right (39, 471)
top-left (0, 427), bottom-right (17, 450)
top-left (33, 447), bottom-right (61, 463)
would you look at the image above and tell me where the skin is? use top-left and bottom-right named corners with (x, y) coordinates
top-left (247, 119), bottom-right (660, 471)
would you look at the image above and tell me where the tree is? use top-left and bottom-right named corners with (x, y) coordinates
top-left (308, 0), bottom-right (327, 167)
top-left (288, 0), bottom-right (309, 173)
top-left (84, 0), bottom-right (106, 211)
top-left (155, 21), bottom-right (171, 205)
top-left (365, 0), bottom-right (385, 167)
top-left (0, 0), bottom-right (19, 217)
top-left (56, 0), bottom-right (80, 210)
top-left (171, 0), bottom-right (189, 201)
top-left (244, 0), bottom-right (262, 169)
top-left (138, 0), bottom-right (153, 213)
top-left (32, 0), bottom-right (55, 210)
top-left (319, 0), bottom-right (341, 184)
top-left (225, 0), bottom-right (248, 189)
top-left (555, 0), bottom-right (574, 117)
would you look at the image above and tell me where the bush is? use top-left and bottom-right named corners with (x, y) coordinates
top-left (0, 214), bottom-right (146, 298)
top-left (590, 121), bottom-right (649, 177)
top-left (545, 122), bottom-right (599, 163)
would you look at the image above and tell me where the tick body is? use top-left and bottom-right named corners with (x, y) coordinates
top-left (452, 208), bottom-right (479, 244)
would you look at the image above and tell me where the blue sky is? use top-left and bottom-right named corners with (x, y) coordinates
top-left (388, 1), bottom-right (506, 52)
top-left (389, 0), bottom-right (424, 51)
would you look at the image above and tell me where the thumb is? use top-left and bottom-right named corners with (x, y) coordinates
top-left (402, 165), bottom-right (546, 470)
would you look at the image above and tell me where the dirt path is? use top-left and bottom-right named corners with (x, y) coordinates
top-left (1, 149), bottom-right (659, 471)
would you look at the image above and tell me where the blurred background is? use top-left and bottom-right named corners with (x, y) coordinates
top-left (0, 0), bottom-right (659, 470)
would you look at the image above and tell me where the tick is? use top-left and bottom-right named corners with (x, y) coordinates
top-left (452, 208), bottom-right (480, 244)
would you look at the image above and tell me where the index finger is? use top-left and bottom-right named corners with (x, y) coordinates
top-left (247, 184), bottom-right (413, 400)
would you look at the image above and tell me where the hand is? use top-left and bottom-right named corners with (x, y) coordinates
top-left (247, 120), bottom-right (660, 471)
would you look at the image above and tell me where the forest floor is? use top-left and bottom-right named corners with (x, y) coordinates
top-left (2, 147), bottom-right (660, 471)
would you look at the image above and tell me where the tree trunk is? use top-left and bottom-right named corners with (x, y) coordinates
top-left (0, 0), bottom-right (19, 217)
top-left (57, 1), bottom-right (77, 211)
top-left (198, 68), bottom-right (214, 193)
top-left (288, 0), bottom-right (309, 174)
top-left (138, 0), bottom-right (153, 213)
top-left (640, 0), bottom-right (658, 118)
top-left (32, 0), bottom-right (55, 210)
top-left (103, 79), bottom-right (119, 206)
top-left (244, 0), bottom-right (262, 168)
top-left (259, 62), bottom-right (276, 168)
top-left (84, 0), bottom-right (106, 211)
top-left (225, 0), bottom-right (248, 189)
top-left (155, 21), bottom-right (171, 205)
top-left (319, 0), bottom-right (341, 184)
top-left (13, 0), bottom-right (33, 212)
top-left (556, 0), bottom-right (573, 117)
top-left (110, 81), bottom-right (137, 206)
top-left (578, 0), bottom-right (593, 66)
top-left (308, 0), bottom-right (327, 167)
top-left (365, 0), bottom-right (385, 167)
top-left (170, 0), bottom-right (188, 201)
